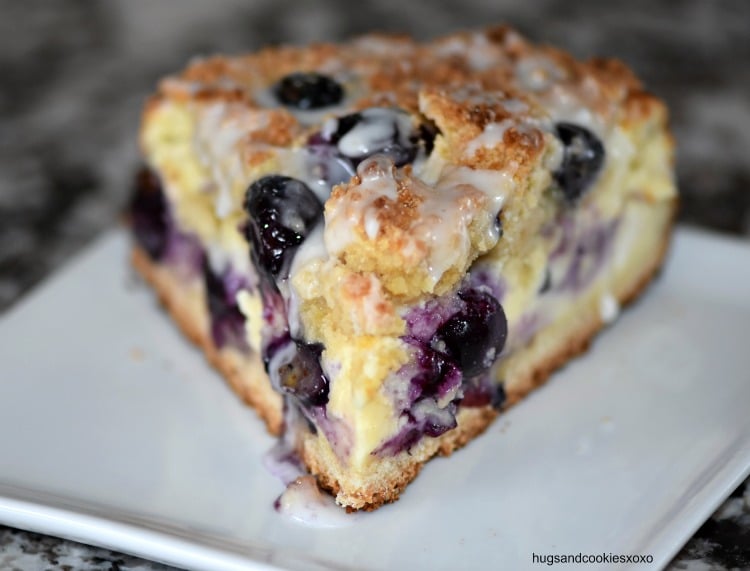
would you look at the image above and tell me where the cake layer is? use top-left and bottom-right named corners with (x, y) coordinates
top-left (131, 190), bottom-right (674, 509)
top-left (131, 26), bottom-right (677, 510)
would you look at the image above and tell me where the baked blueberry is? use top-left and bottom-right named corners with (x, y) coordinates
top-left (433, 289), bottom-right (508, 378)
top-left (277, 341), bottom-right (329, 407)
top-left (411, 344), bottom-right (462, 401)
top-left (130, 168), bottom-right (168, 260)
top-left (461, 377), bottom-right (506, 409)
top-left (553, 122), bottom-right (605, 203)
top-left (244, 175), bottom-right (323, 277)
top-left (273, 72), bottom-right (344, 110)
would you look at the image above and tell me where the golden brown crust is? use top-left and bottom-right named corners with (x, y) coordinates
top-left (146, 26), bottom-right (664, 169)
top-left (298, 405), bottom-right (499, 512)
top-left (131, 247), bottom-right (284, 435)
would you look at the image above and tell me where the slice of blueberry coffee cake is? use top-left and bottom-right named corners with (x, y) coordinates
top-left (129, 26), bottom-right (677, 510)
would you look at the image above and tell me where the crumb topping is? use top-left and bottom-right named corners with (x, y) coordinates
top-left (141, 25), bottom-right (667, 325)
top-left (324, 155), bottom-right (504, 299)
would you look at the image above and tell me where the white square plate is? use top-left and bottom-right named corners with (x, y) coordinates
top-left (1, 228), bottom-right (749, 571)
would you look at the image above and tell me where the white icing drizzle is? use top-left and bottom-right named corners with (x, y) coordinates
top-left (599, 293), bottom-right (620, 324)
top-left (266, 340), bottom-right (298, 391)
top-left (264, 432), bottom-right (356, 528)
top-left (323, 157), bottom-right (515, 287)
top-left (276, 476), bottom-right (356, 528)
top-left (501, 98), bottom-right (529, 114)
top-left (436, 164), bottom-right (515, 213)
top-left (326, 108), bottom-right (414, 160)
top-left (464, 119), bottom-right (514, 156)
top-left (194, 103), bottom-right (266, 219)
top-left (288, 224), bottom-right (327, 337)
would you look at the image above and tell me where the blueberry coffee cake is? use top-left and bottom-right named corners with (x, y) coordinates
top-left (129, 26), bottom-right (677, 510)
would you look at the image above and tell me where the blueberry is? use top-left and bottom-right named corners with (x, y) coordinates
top-left (244, 175), bottom-right (323, 277)
top-left (553, 122), bottom-right (605, 203)
top-left (203, 261), bottom-right (248, 350)
top-left (417, 120), bottom-right (439, 157)
top-left (433, 289), bottom-right (508, 378)
top-left (461, 377), bottom-right (506, 409)
top-left (273, 72), bottom-right (343, 110)
top-left (130, 168), bottom-right (168, 260)
top-left (410, 344), bottom-right (462, 401)
top-left (319, 107), bottom-right (423, 167)
top-left (276, 341), bottom-right (329, 408)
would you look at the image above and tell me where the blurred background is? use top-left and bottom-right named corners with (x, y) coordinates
top-left (0, 1), bottom-right (748, 568)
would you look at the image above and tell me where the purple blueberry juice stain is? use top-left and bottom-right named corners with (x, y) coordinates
top-left (377, 282), bottom-right (508, 456)
top-left (130, 167), bottom-right (207, 279)
top-left (266, 403), bottom-right (356, 527)
top-left (542, 212), bottom-right (619, 294)
top-left (511, 312), bottom-right (544, 349)
top-left (557, 218), bottom-right (619, 293)
top-left (203, 261), bottom-right (250, 351)
top-left (387, 341), bottom-right (463, 421)
top-left (547, 214), bottom-right (576, 261)
top-left (130, 168), bottom-right (168, 260)
top-left (130, 168), bottom-right (253, 350)
top-left (163, 231), bottom-right (204, 279)
top-left (404, 295), bottom-right (465, 343)
top-left (461, 373), bottom-right (506, 409)
top-left (243, 177), bottom-right (338, 441)
top-left (307, 404), bottom-right (353, 461)
top-left (264, 437), bottom-right (306, 487)
top-left (467, 266), bottom-right (506, 302)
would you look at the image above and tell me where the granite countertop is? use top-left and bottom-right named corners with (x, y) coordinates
top-left (1, 1), bottom-right (748, 569)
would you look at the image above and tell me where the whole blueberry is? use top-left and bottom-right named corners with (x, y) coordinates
top-left (553, 122), bottom-right (605, 203)
top-left (433, 289), bottom-right (508, 378)
top-left (273, 72), bottom-right (344, 110)
top-left (244, 175), bottom-right (323, 277)
top-left (130, 168), bottom-right (168, 260)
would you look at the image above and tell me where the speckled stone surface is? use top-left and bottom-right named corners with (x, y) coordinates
top-left (0, 1), bottom-right (748, 569)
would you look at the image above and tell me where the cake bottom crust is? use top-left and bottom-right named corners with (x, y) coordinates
top-left (130, 197), bottom-right (675, 511)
